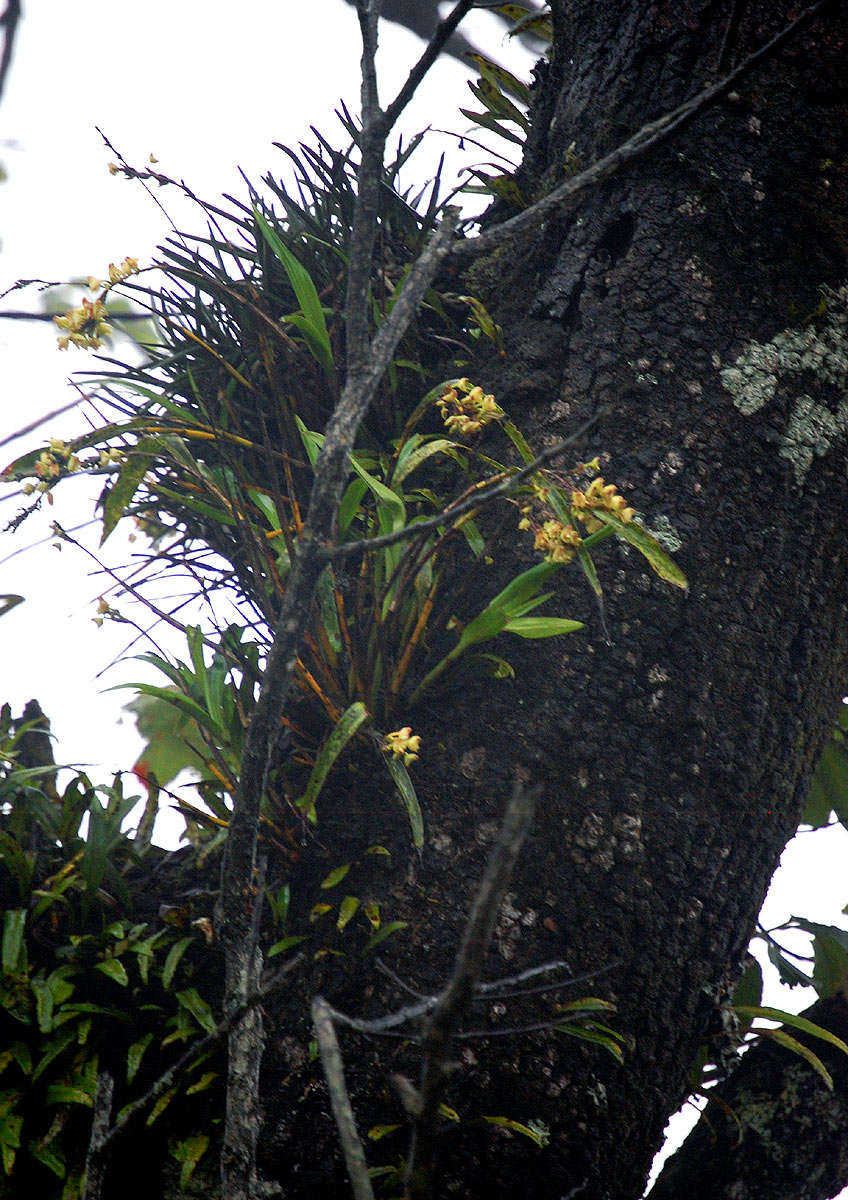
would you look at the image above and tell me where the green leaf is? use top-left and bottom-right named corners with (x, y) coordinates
top-left (127, 1033), bottom-right (154, 1084)
top-left (176, 988), bottom-right (216, 1033)
top-left (363, 921), bottom-right (408, 954)
top-left (595, 513), bottom-right (688, 589)
top-left (482, 1116), bottom-right (548, 1147)
top-left (185, 1072), bottom-right (217, 1096)
top-left (44, 1085), bottom-right (93, 1108)
top-left (456, 563), bottom-right (558, 652)
top-left (162, 937), bottom-right (193, 991)
top-left (95, 958), bottom-right (129, 987)
top-left (337, 896), bottom-right (360, 932)
top-left (760, 1029), bottom-right (833, 1089)
top-left (804, 736), bottom-right (848, 827)
top-left (320, 863), bottom-right (351, 890)
top-left (253, 208), bottom-right (335, 380)
top-left (556, 1021), bottom-right (625, 1063)
top-left (384, 753), bottom-right (424, 849)
top-left (502, 616), bottom-right (584, 639)
top-left (556, 997), bottom-right (617, 1016)
top-left (171, 1133), bottom-right (210, 1190)
top-left (813, 933), bottom-right (848, 1000)
top-left (368, 1124), bottom-right (401, 1141)
top-left (392, 437), bottom-right (456, 485)
top-left (267, 935), bottom-right (306, 958)
top-left (735, 1005), bottom-right (848, 1057)
top-left (1, 910), bottom-right (26, 976)
top-left (297, 702), bottom-right (370, 823)
top-left (146, 1086), bottom-right (176, 1126)
top-left (100, 438), bottom-right (159, 545)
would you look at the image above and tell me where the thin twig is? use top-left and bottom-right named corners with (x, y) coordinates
top-left (405, 782), bottom-right (538, 1200)
top-left (453, 0), bottom-right (833, 260)
top-left (312, 997), bottom-right (376, 1200)
top-left (382, 1), bottom-right (477, 134)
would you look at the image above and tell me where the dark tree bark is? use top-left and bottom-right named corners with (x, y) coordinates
top-left (114, 4), bottom-right (848, 1199)
top-left (651, 996), bottom-right (848, 1200)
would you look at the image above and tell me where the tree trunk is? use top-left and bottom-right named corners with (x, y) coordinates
top-left (164, 5), bottom-right (848, 1198)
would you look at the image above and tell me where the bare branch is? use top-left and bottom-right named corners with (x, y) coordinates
top-left (312, 997), bottom-right (377, 1200)
top-left (0, 0), bottom-right (21, 107)
top-left (454, 0), bottom-right (833, 261)
top-left (82, 1071), bottom-right (114, 1200)
top-left (382, 1), bottom-right (477, 133)
top-left (405, 781), bottom-right (538, 1199)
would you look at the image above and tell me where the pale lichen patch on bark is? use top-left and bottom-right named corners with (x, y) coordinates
top-left (720, 284), bottom-right (848, 481)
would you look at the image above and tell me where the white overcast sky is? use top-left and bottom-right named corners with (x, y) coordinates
top-left (1, 3), bottom-right (847, 1191)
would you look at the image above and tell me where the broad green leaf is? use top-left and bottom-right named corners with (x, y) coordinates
top-left (1, 911), bottom-right (26, 976)
top-left (44, 1084), bottom-right (93, 1108)
top-left (736, 1005), bottom-right (848, 1057)
top-left (363, 921), bottom-right (408, 954)
top-left (32, 1030), bottom-right (76, 1083)
top-left (804, 736), bottom-right (848, 827)
top-left (176, 988), bottom-right (216, 1033)
top-left (171, 1133), bottom-right (210, 1190)
top-left (465, 52), bottom-right (531, 103)
top-left (385, 754), bottom-right (424, 849)
top-left (297, 702), bottom-right (370, 823)
top-left (760, 1029), bottom-right (833, 1089)
top-left (502, 616), bottom-right (583, 639)
top-left (320, 863), bottom-right (351, 890)
top-left (337, 896), bottom-right (360, 932)
top-left (456, 562), bottom-right (557, 651)
top-left (813, 933), bottom-right (848, 1000)
top-left (595, 512), bottom-right (688, 589)
top-left (95, 958), bottom-right (129, 987)
top-left (100, 437), bottom-right (159, 545)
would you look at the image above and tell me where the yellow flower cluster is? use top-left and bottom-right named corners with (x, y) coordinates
top-left (437, 378), bottom-right (504, 437)
top-left (55, 257), bottom-right (139, 350)
top-left (21, 439), bottom-right (82, 495)
top-left (532, 519), bottom-right (582, 564)
top-left (384, 726), bottom-right (421, 767)
top-left (571, 477), bottom-right (635, 533)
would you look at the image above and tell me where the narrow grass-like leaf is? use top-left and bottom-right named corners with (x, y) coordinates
top-left (363, 921), bottom-right (408, 953)
top-left (297, 702), bottom-right (370, 823)
top-left (253, 207), bottom-right (335, 379)
top-left (384, 753), bottom-right (424, 849)
top-left (735, 1005), bottom-right (848, 1057)
top-left (760, 1029), bottom-right (834, 1089)
top-left (502, 616), bottom-right (583, 639)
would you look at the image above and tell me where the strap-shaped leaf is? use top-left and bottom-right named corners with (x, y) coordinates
top-left (297, 702), bottom-right (370, 824)
top-left (595, 511), bottom-right (688, 589)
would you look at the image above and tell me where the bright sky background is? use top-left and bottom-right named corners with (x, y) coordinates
top-left (1, 3), bottom-right (846, 1193)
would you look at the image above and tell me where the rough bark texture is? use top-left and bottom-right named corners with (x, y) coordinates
top-left (139, 3), bottom-right (848, 1198)
top-left (652, 996), bottom-right (848, 1200)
